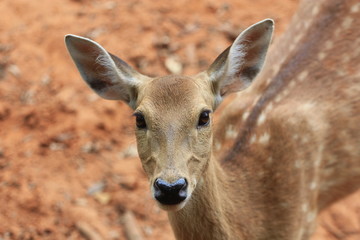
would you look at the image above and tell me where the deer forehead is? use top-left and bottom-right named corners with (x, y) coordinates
top-left (138, 75), bottom-right (214, 117)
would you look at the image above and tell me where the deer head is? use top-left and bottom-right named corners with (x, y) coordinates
top-left (65, 19), bottom-right (273, 211)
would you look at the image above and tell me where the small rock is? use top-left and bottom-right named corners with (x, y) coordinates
top-left (20, 89), bottom-right (35, 105)
top-left (87, 181), bottom-right (106, 195)
top-left (103, 1), bottom-right (117, 10)
top-left (74, 198), bottom-right (88, 207)
top-left (41, 74), bottom-right (52, 85)
top-left (75, 221), bottom-right (103, 240)
top-left (165, 56), bottom-right (182, 74)
top-left (153, 35), bottom-right (171, 49)
top-left (143, 226), bottom-right (153, 236)
top-left (49, 142), bottom-right (66, 151)
top-left (23, 150), bottom-right (33, 158)
top-left (55, 132), bottom-right (73, 142)
top-left (81, 142), bottom-right (100, 153)
top-left (8, 64), bottom-right (21, 77)
top-left (182, 23), bottom-right (200, 35)
top-left (108, 230), bottom-right (120, 239)
top-left (93, 192), bottom-right (111, 205)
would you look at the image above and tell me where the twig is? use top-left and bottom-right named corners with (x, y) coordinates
top-left (75, 221), bottom-right (104, 240)
top-left (121, 211), bottom-right (144, 240)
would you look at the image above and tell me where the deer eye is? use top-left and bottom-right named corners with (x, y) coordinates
top-left (134, 112), bottom-right (147, 129)
top-left (198, 110), bottom-right (211, 128)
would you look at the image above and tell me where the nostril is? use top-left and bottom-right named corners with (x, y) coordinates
top-left (154, 178), bottom-right (169, 192)
top-left (173, 178), bottom-right (187, 191)
top-left (176, 178), bottom-right (187, 198)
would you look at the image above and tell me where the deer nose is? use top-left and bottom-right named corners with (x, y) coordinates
top-left (154, 178), bottom-right (188, 205)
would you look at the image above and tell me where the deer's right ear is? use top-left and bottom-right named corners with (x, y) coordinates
top-left (207, 19), bottom-right (274, 103)
top-left (65, 34), bottom-right (148, 108)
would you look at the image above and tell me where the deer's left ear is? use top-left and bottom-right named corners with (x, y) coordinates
top-left (65, 34), bottom-right (150, 109)
top-left (207, 19), bottom-right (274, 98)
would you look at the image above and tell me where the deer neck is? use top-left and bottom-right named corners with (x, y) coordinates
top-left (167, 154), bottom-right (250, 240)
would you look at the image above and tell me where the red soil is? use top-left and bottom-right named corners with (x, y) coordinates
top-left (0, 0), bottom-right (359, 239)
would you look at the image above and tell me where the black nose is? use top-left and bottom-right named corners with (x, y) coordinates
top-left (154, 178), bottom-right (188, 205)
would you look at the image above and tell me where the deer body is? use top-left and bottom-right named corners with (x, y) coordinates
top-left (214, 0), bottom-right (360, 238)
top-left (65, 0), bottom-right (360, 239)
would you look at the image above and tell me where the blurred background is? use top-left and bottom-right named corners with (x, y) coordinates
top-left (0, 0), bottom-right (359, 239)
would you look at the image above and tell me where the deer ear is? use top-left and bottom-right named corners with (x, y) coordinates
top-left (65, 34), bottom-right (149, 108)
top-left (207, 19), bottom-right (274, 99)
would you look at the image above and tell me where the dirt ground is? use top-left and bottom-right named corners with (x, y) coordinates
top-left (0, 0), bottom-right (359, 239)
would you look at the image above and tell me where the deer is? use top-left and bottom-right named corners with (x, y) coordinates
top-left (64, 0), bottom-right (360, 239)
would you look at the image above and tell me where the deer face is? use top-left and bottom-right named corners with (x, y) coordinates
top-left (134, 75), bottom-right (215, 210)
top-left (65, 19), bottom-right (273, 211)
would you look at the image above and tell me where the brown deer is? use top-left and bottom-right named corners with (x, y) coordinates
top-left (64, 0), bottom-right (360, 239)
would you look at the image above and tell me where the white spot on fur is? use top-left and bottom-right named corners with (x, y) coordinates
top-left (265, 102), bottom-right (273, 113)
top-left (312, 5), bottom-right (320, 16)
top-left (242, 111), bottom-right (250, 121)
top-left (324, 40), bottom-right (334, 50)
top-left (267, 156), bottom-right (273, 164)
top-left (299, 101), bottom-right (316, 112)
top-left (336, 70), bottom-right (347, 77)
top-left (295, 160), bottom-right (301, 169)
top-left (225, 125), bottom-right (237, 139)
top-left (289, 43), bottom-right (296, 52)
top-left (315, 144), bottom-right (324, 167)
top-left (306, 211), bottom-right (316, 223)
top-left (258, 132), bottom-right (270, 145)
top-left (351, 3), bottom-right (360, 13)
top-left (281, 89), bottom-right (290, 99)
top-left (252, 95), bottom-right (260, 107)
top-left (250, 134), bottom-right (257, 144)
top-left (265, 78), bottom-right (272, 85)
top-left (302, 203), bottom-right (308, 212)
top-left (298, 71), bottom-right (309, 82)
top-left (318, 52), bottom-right (326, 60)
top-left (257, 112), bottom-right (266, 126)
top-left (274, 94), bottom-right (282, 103)
top-left (280, 202), bottom-right (289, 209)
top-left (293, 34), bottom-right (302, 46)
top-left (301, 136), bottom-right (309, 144)
top-left (288, 80), bottom-right (296, 89)
top-left (342, 54), bottom-right (351, 64)
top-left (334, 28), bottom-right (342, 38)
top-left (272, 64), bottom-right (280, 76)
top-left (309, 181), bottom-right (317, 190)
top-left (341, 17), bottom-right (353, 29)
top-left (297, 227), bottom-right (305, 240)
top-left (215, 141), bottom-right (222, 151)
